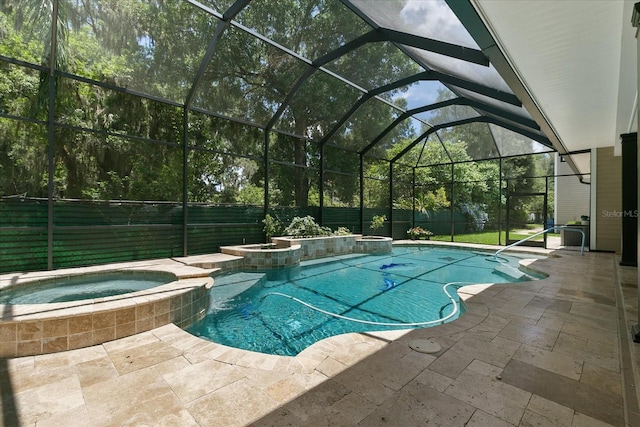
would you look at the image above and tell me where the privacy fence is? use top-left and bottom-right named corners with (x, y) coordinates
top-left (1, 197), bottom-right (471, 274)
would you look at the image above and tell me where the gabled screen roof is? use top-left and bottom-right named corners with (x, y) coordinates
top-left (0, 0), bottom-right (555, 166)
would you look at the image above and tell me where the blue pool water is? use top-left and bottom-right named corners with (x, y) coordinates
top-left (187, 246), bottom-right (541, 356)
top-left (0, 271), bottom-right (175, 304)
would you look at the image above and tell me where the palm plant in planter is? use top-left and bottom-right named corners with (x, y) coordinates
top-left (262, 214), bottom-right (282, 242)
top-left (407, 226), bottom-right (433, 240)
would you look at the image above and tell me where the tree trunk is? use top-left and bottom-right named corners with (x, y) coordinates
top-left (293, 138), bottom-right (308, 207)
top-left (293, 115), bottom-right (309, 208)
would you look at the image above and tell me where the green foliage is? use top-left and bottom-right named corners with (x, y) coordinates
top-left (283, 215), bottom-right (332, 238)
top-left (262, 214), bottom-right (281, 241)
top-left (407, 226), bottom-right (433, 239)
top-left (395, 188), bottom-right (451, 214)
top-left (370, 214), bottom-right (386, 232)
top-left (334, 226), bottom-right (352, 236)
top-left (0, 2), bottom-right (553, 218)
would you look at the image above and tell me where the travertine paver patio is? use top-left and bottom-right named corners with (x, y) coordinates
top-left (1, 243), bottom-right (639, 426)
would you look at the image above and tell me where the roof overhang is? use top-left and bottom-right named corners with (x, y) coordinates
top-left (454, 0), bottom-right (638, 176)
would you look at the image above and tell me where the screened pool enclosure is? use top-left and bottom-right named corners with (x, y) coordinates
top-left (0, 1), bottom-right (579, 273)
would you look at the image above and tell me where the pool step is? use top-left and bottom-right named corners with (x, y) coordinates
top-left (210, 272), bottom-right (265, 302)
top-left (493, 264), bottom-right (533, 281)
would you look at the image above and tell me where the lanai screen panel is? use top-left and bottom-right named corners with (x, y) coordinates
top-left (187, 112), bottom-right (264, 205)
top-left (414, 104), bottom-right (480, 127)
top-left (409, 135), bottom-right (451, 168)
top-left (0, 120), bottom-right (48, 197)
top-left (395, 80), bottom-right (458, 111)
top-left (491, 125), bottom-right (553, 157)
top-left (189, 112), bottom-right (264, 158)
top-left (392, 161), bottom-right (414, 206)
top-left (436, 122), bottom-right (499, 161)
top-left (0, 63), bottom-right (42, 120)
top-left (272, 71), bottom-right (363, 138)
top-left (369, 116), bottom-right (425, 161)
top-left (324, 145), bottom-right (360, 207)
top-left (323, 41), bottom-right (420, 92)
top-left (329, 97), bottom-right (403, 151)
top-left (64, 0), bottom-right (212, 103)
top-left (0, 3), bottom-right (49, 66)
top-left (53, 81), bottom-right (184, 140)
top-left (187, 149), bottom-right (264, 204)
top-left (235, 0), bottom-right (372, 60)
top-left (363, 157), bottom-right (390, 209)
top-left (51, 127), bottom-right (183, 201)
top-left (192, 25), bottom-right (307, 126)
top-left (349, 0), bottom-right (479, 49)
top-left (268, 133), bottom-right (322, 207)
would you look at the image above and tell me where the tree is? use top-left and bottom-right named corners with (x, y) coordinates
top-left (194, 0), bottom-right (420, 207)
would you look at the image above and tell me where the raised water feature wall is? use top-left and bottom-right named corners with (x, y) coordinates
top-left (271, 235), bottom-right (392, 260)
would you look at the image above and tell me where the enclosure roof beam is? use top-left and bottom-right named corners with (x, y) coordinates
top-left (184, 0), bottom-right (250, 109)
top-left (368, 70), bottom-right (521, 107)
top-left (389, 117), bottom-right (479, 163)
top-left (314, 30), bottom-right (487, 68)
top-left (317, 94), bottom-right (373, 147)
top-left (222, 0), bottom-right (251, 20)
top-left (269, 24), bottom-right (491, 133)
top-left (265, 66), bottom-right (317, 131)
top-left (483, 116), bottom-right (553, 148)
top-left (388, 116), bottom-right (552, 164)
top-left (402, 97), bottom-right (537, 130)
top-left (380, 28), bottom-right (488, 66)
top-left (422, 70), bottom-right (521, 106)
top-left (359, 96), bottom-right (539, 157)
top-left (357, 99), bottom-right (478, 156)
top-left (313, 30), bottom-right (380, 66)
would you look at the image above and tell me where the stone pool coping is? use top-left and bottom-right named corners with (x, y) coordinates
top-left (0, 258), bottom-right (231, 358)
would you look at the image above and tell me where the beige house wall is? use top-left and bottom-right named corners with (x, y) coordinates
top-left (555, 155), bottom-right (590, 225)
top-left (595, 147), bottom-right (622, 252)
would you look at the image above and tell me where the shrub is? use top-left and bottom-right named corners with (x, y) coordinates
top-left (262, 214), bottom-right (282, 241)
top-left (370, 215), bottom-right (386, 233)
top-left (334, 226), bottom-right (352, 236)
top-left (284, 216), bottom-right (332, 238)
top-left (459, 202), bottom-right (488, 232)
top-left (407, 226), bottom-right (433, 239)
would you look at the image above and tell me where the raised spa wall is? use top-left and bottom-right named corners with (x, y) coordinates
top-left (0, 273), bottom-right (212, 358)
top-left (221, 235), bottom-right (392, 270)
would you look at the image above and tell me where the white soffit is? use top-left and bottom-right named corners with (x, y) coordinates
top-left (473, 0), bottom-right (634, 156)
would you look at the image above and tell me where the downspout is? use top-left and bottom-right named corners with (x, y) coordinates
top-left (630, 2), bottom-right (640, 342)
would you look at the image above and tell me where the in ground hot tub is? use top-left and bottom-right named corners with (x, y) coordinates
top-left (0, 265), bottom-right (213, 357)
top-left (0, 271), bottom-right (175, 304)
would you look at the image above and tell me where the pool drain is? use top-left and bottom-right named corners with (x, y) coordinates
top-left (409, 339), bottom-right (441, 354)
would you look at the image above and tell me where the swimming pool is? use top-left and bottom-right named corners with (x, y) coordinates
top-left (187, 246), bottom-right (541, 356)
top-left (0, 271), bottom-right (175, 304)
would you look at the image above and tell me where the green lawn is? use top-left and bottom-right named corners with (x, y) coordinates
top-left (430, 230), bottom-right (546, 245)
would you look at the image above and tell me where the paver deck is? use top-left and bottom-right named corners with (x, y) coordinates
top-left (1, 244), bottom-right (639, 426)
